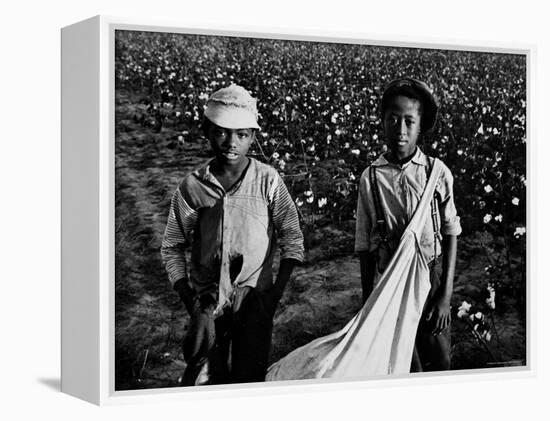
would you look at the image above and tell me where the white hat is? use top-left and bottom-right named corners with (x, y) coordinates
top-left (204, 84), bottom-right (260, 130)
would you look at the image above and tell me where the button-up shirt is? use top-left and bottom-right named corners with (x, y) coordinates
top-left (355, 148), bottom-right (461, 271)
top-left (161, 158), bottom-right (304, 314)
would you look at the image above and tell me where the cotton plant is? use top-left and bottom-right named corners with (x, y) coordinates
top-left (454, 283), bottom-right (500, 360)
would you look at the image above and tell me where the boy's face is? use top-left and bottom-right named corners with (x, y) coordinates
top-left (207, 123), bottom-right (255, 167)
top-left (383, 95), bottom-right (422, 160)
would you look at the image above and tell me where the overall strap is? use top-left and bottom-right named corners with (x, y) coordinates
top-left (425, 157), bottom-right (440, 265)
top-left (369, 165), bottom-right (389, 246)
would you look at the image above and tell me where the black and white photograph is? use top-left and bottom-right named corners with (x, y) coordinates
top-left (114, 29), bottom-right (527, 390)
top-left (7, 0), bottom-right (550, 417)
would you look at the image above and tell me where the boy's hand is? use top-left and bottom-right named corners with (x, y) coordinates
top-left (262, 286), bottom-right (284, 318)
top-left (426, 294), bottom-right (451, 336)
top-left (183, 297), bottom-right (216, 364)
top-left (266, 258), bottom-right (299, 317)
top-left (173, 278), bottom-right (196, 315)
top-left (426, 234), bottom-right (457, 335)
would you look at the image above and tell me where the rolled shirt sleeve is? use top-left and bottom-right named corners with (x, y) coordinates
top-left (438, 166), bottom-right (462, 236)
top-left (269, 174), bottom-right (305, 262)
top-left (160, 186), bottom-right (198, 286)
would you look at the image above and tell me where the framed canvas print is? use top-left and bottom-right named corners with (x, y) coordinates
top-left (61, 15), bottom-right (532, 405)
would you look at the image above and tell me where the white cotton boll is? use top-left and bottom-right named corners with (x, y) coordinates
top-left (514, 227), bottom-right (526, 238)
top-left (457, 301), bottom-right (471, 319)
top-left (486, 285), bottom-right (496, 310)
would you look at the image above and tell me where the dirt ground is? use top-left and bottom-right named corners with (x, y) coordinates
top-left (114, 92), bottom-right (526, 390)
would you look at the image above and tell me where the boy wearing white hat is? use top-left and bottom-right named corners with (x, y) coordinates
top-left (161, 85), bottom-right (304, 384)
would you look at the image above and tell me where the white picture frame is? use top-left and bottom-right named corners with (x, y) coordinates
top-left (61, 15), bottom-right (533, 405)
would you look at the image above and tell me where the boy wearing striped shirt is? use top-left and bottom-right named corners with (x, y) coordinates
top-left (161, 85), bottom-right (304, 385)
top-left (355, 78), bottom-right (462, 372)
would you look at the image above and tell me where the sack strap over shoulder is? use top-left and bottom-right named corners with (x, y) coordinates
top-left (369, 165), bottom-right (389, 247)
top-left (370, 156), bottom-right (441, 263)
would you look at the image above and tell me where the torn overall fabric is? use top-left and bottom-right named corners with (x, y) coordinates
top-left (161, 158), bottom-right (304, 315)
top-left (266, 159), bottom-right (444, 380)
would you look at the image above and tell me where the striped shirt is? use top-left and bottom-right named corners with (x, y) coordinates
top-left (355, 147), bottom-right (461, 273)
top-left (161, 157), bottom-right (304, 314)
